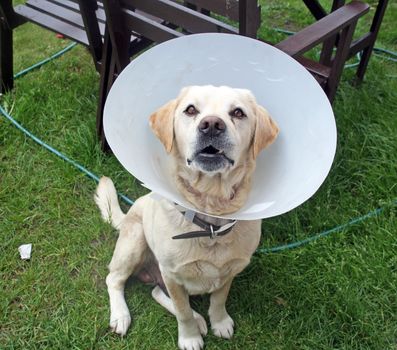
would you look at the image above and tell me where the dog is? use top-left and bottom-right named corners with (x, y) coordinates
top-left (95, 85), bottom-right (279, 350)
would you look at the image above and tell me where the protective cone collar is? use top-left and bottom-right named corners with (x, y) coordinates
top-left (104, 33), bottom-right (337, 220)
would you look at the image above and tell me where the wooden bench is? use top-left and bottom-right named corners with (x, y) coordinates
top-left (1, 1), bottom-right (100, 92)
top-left (0, 0), bottom-right (160, 93)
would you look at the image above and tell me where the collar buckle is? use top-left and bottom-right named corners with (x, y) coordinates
top-left (209, 225), bottom-right (218, 239)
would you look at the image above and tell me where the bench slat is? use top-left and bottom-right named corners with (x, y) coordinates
top-left (49, 0), bottom-right (105, 22)
top-left (122, 0), bottom-right (237, 34)
top-left (177, 0), bottom-right (240, 21)
top-left (46, 0), bottom-right (80, 13)
top-left (14, 4), bottom-right (89, 45)
top-left (26, 0), bottom-right (85, 29)
top-left (123, 8), bottom-right (183, 43)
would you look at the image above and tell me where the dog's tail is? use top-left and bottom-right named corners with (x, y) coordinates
top-left (94, 176), bottom-right (126, 229)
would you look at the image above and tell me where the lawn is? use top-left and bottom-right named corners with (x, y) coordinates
top-left (1, 1), bottom-right (396, 349)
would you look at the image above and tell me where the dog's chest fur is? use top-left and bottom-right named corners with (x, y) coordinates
top-left (166, 254), bottom-right (251, 295)
top-left (139, 195), bottom-right (261, 295)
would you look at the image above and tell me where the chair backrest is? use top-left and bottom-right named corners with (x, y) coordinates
top-left (11, 0), bottom-right (105, 69)
top-left (183, 0), bottom-right (261, 37)
top-left (102, 0), bottom-right (260, 71)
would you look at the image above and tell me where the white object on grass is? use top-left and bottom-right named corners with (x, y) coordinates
top-left (18, 243), bottom-right (32, 260)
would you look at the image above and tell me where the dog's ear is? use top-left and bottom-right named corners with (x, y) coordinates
top-left (252, 105), bottom-right (279, 159)
top-left (149, 99), bottom-right (177, 153)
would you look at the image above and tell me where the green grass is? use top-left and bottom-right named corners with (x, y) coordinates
top-left (1, 1), bottom-right (397, 349)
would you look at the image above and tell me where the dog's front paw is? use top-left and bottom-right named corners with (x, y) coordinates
top-left (193, 311), bottom-right (208, 336)
top-left (178, 335), bottom-right (204, 350)
top-left (109, 313), bottom-right (131, 336)
top-left (211, 314), bottom-right (234, 339)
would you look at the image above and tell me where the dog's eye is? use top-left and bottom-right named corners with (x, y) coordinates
top-left (184, 105), bottom-right (199, 116)
top-left (230, 108), bottom-right (246, 119)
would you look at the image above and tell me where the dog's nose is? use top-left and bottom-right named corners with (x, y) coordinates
top-left (198, 116), bottom-right (226, 137)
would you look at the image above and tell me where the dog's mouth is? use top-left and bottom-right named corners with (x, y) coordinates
top-left (187, 145), bottom-right (234, 172)
top-left (198, 145), bottom-right (224, 157)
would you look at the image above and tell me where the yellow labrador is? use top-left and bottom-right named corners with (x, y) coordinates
top-left (95, 85), bottom-right (278, 350)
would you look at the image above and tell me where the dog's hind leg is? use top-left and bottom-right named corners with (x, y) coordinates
top-left (106, 213), bottom-right (147, 336)
top-left (152, 286), bottom-right (208, 336)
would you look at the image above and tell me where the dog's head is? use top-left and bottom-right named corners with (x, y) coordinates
top-left (150, 85), bottom-right (279, 214)
top-left (150, 85), bottom-right (279, 174)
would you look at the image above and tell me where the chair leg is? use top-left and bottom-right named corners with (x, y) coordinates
top-left (319, 37), bottom-right (337, 67)
top-left (97, 30), bottom-right (113, 151)
top-left (77, 0), bottom-right (103, 71)
top-left (0, 22), bottom-right (13, 93)
top-left (302, 0), bottom-right (327, 20)
top-left (319, 0), bottom-right (345, 66)
top-left (355, 0), bottom-right (389, 81)
top-left (326, 21), bottom-right (357, 103)
top-left (238, 0), bottom-right (260, 38)
top-left (355, 42), bottom-right (375, 82)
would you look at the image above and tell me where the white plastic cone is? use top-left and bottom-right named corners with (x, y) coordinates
top-left (104, 33), bottom-right (336, 220)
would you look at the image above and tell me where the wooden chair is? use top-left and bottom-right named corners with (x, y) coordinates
top-left (97, 0), bottom-right (369, 148)
top-left (274, 1), bottom-right (370, 101)
top-left (302, 0), bottom-right (389, 80)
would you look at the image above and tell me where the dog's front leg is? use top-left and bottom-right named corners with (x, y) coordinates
top-left (163, 276), bottom-right (204, 350)
top-left (209, 279), bottom-right (234, 339)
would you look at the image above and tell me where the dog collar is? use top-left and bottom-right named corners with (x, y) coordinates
top-left (173, 204), bottom-right (237, 240)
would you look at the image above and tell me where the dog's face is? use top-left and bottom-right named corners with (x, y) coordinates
top-left (175, 86), bottom-right (256, 173)
top-left (150, 85), bottom-right (278, 174)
